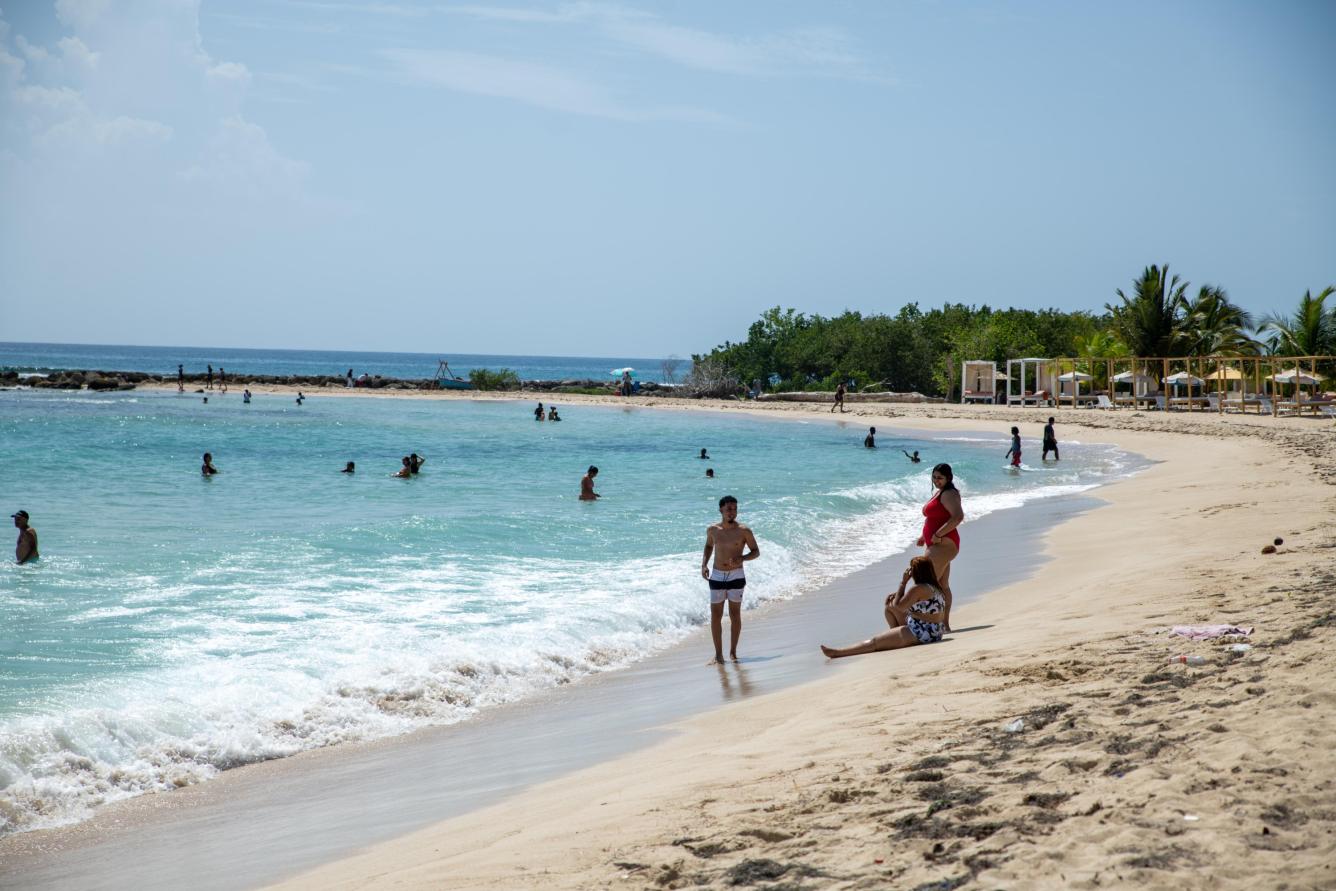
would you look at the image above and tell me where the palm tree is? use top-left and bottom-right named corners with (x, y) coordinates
top-left (1175, 285), bottom-right (1259, 356)
top-left (1258, 287), bottom-right (1336, 356)
top-left (1107, 265), bottom-right (1186, 356)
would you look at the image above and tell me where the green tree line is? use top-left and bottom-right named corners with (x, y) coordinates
top-left (692, 266), bottom-right (1335, 398)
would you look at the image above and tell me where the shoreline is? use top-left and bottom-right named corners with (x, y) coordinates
top-left (0, 407), bottom-right (1120, 888)
top-left (2, 397), bottom-right (1333, 889)
top-left (269, 403), bottom-right (1336, 889)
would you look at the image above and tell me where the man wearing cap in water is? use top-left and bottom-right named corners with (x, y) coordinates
top-left (12, 510), bottom-right (38, 564)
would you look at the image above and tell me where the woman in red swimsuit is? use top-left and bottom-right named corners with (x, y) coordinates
top-left (918, 462), bottom-right (964, 630)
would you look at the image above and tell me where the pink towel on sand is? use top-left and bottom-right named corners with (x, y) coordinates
top-left (1169, 624), bottom-right (1254, 640)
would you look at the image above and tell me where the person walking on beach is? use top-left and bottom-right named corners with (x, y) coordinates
top-left (177, 364), bottom-right (184, 393)
top-left (219, 367), bottom-right (227, 393)
top-left (1006, 426), bottom-right (1022, 468)
top-left (919, 463), bottom-right (963, 631)
top-left (832, 381), bottom-right (847, 413)
top-left (201, 452), bottom-right (218, 476)
top-left (819, 556), bottom-right (946, 658)
top-left (535, 402), bottom-right (545, 421)
top-left (12, 510), bottom-right (38, 564)
top-left (701, 495), bottom-right (760, 664)
top-left (864, 427), bottom-right (876, 448)
top-left (903, 450), bottom-right (921, 463)
top-left (580, 466), bottom-right (600, 500)
top-left (346, 369), bottom-right (354, 389)
top-left (206, 365), bottom-right (214, 390)
top-left (1042, 417), bottom-right (1059, 461)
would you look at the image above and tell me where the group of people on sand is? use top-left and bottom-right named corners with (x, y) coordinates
top-left (533, 402), bottom-right (562, 422)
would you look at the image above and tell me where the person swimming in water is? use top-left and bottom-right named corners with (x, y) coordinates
top-left (903, 449), bottom-right (920, 463)
top-left (342, 461), bottom-right (355, 474)
top-left (699, 448), bottom-right (710, 459)
top-left (549, 407), bottom-right (561, 422)
top-left (201, 452), bottom-right (219, 476)
top-left (409, 453), bottom-right (425, 474)
top-left (864, 427), bottom-right (876, 448)
top-left (535, 402), bottom-right (545, 421)
top-left (394, 456), bottom-right (412, 478)
top-left (706, 468), bottom-right (715, 478)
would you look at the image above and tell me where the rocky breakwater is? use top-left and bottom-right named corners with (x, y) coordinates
top-left (6, 369), bottom-right (146, 391)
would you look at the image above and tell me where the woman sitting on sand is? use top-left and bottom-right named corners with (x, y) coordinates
top-left (919, 462), bottom-right (963, 630)
top-left (820, 556), bottom-right (947, 657)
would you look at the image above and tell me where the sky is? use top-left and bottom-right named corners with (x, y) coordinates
top-left (1, 0), bottom-right (1333, 358)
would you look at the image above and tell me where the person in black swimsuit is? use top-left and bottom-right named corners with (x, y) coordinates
top-left (1042, 417), bottom-right (1059, 461)
top-left (864, 427), bottom-right (876, 448)
top-left (201, 452), bottom-right (218, 476)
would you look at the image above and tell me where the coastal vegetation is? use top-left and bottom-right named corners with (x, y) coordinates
top-left (693, 265), bottom-right (1333, 397)
top-left (467, 367), bottom-right (521, 390)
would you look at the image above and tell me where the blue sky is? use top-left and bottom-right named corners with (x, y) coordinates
top-left (1, 1), bottom-right (1332, 357)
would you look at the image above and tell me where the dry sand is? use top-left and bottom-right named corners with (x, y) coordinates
top-left (232, 394), bottom-right (1336, 891)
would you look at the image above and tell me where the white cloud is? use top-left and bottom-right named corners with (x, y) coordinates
top-left (55, 0), bottom-right (112, 31)
top-left (15, 35), bottom-right (51, 62)
top-left (58, 36), bottom-right (99, 70)
top-left (207, 60), bottom-right (252, 86)
top-left (381, 46), bottom-right (729, 123)
top-left (443, 3), bottom-right (890, 82)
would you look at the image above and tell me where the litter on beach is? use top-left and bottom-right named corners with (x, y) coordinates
top-left (1004, 718), bottom-right (1025, 733)
top-left (1169, 624), bottom-right (1254, 640)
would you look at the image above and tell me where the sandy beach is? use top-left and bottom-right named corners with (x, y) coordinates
top-left (215, 392), bottom-right (1333, 890)
top-left (8, 387), bottom-right (1336, 889)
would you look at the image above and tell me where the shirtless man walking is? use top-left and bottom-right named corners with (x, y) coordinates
top-left (701, 495), bottom-right (760, 664)
top-left (12, 510), bottom-right (38, 564)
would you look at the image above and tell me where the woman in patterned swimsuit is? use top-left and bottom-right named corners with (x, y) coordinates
top-left (819, 556), bottom-right (947, 658)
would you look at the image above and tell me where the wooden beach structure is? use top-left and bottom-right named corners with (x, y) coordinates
top-left (960, 360), bottom-right (1005, 404)
top-left (1016, 354), bottom-right (1336, 417)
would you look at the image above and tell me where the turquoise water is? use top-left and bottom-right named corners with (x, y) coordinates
top-left (0, 389), bottom-right (1137, 835)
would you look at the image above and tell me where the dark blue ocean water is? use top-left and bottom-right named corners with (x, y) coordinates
top-left (0, 342), bottom-right (679, 383)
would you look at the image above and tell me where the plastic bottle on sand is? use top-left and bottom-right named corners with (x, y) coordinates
top-left (1170, 654), bottom-right (1207, 666)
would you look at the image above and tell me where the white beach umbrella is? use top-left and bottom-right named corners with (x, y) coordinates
top-left (1056, 371), bottom-right (1093, 382)
top-left (1112, 371), bottom-right (1155, 383)
top-left (1163, 371), bottom-right (1204, 385)
top-left (1268, 368), bottom-right (1324, 385)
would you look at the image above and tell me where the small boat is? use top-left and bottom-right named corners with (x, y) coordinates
top-left (433, 360), bottom-right (475, 390)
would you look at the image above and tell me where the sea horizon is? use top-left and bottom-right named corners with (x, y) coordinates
top-left (0, 341), bottom-right (682, 384)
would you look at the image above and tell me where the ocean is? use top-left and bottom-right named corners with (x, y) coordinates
top-left (0, 387), bottom-right (1140, 837)
top-left (0, 342), bottom-right (678, 383)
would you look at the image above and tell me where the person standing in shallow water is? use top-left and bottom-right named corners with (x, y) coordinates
top-left (1042, 417), bottom-right (1059, 461)
top-left (13, 510), bottom-right (38, 564)
top-left (919, 463), bottom-right (963, 631)
top-left (580, 466), bottom-right (600, 500)
top-left (864, 427), bottom-right (876, 448)
top-left (535, 402), bottom-right (545, 422)
top-left (701, 495), bottom-right (760, 664)
top-left (1006, 426), bottom-right (1022, 468)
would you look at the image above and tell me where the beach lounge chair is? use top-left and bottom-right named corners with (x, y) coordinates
top-left (1153, 395), bottom-right (1166, 411)
top-left (1094, 394), bottom-right (1115, 409)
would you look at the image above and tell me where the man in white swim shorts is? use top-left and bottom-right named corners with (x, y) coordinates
top-left (701, 495), bottom-right (760, 664)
